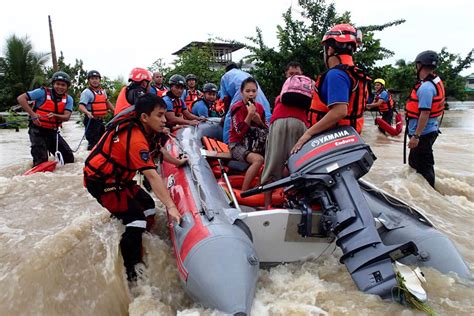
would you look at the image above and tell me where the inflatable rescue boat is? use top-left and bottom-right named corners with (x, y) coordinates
top-left (161, 119), bottom-right (470, 315)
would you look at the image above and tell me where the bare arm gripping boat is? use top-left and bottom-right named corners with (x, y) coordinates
top-left (162, 121), bottom-right (470, 314)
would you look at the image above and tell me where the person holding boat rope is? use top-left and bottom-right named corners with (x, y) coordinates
top-left (84, 93), bottom-right (181, 282)
top-left (78, 70), bottom-right (115, 150)
top-left (17, 71), bottom-right (75, 167)
top-left (366, 78), bottom-right (395, 129)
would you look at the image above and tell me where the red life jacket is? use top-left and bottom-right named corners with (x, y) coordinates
top-left (183, 89), bottom-right (203, 111)
top-left (154, 85), bottom-right (168, 97)
top-left (164, 92), bottom-right (186, 117)
top-left (405, 75), bottom-right (445, 119)
top-left (34, 87), bottom-right (68, 129)
top-left (88, 88), bottom-right (108, 117)
top-left (374, 89), bottom-right (394, 112)
top-left (84, 113), bottom-right (144, 187)
top-left (308, 61), bottom-right (370, 134)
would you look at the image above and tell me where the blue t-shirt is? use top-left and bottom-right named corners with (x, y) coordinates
top-left (220, 69), bottom-right (271, 143)
top-left (320, 68), bottom-right (351, 106)
top-left (162, 94), bottom-right (187, 112)
top-left (79, 88), bottom-right (108, 111)
top-left (191, 99), bottom-right (210, 117)
top-left (408, 81), bottom-right (439, 135)
top-left (27, 88), bottom-right (74, 111)
top-left (149, 86), bottom-right (157, 95)
top-left (377, 90), bottom-right (389, 103)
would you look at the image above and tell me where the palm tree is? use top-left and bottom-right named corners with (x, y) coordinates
top-left (1, 34), bottom-right (50, 109)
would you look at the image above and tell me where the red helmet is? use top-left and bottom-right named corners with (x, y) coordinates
top-left (129, 67), bottom-right (152, 82)
top-left (321, 24), bottom-right (362, 51)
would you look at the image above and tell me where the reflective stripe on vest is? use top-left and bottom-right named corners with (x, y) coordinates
top-left (34, 87), bottom-right (67, 129)
top-left (405, 76), bottom-right (445, 119)
top-left (89, 88), bottom-right (108, 117)
top-left (308, 65), bottom-right (369, 134)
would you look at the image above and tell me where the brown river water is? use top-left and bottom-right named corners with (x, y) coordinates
top-left (0, 104), bottom-right (473, 315)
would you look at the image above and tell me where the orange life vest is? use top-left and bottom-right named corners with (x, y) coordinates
top-left (114, 87), bottom-right (130, 115)
top-left (164, 93), bottom-right (186, 117)
top-left (154, 85), bottom-right (168, 97)
top-left (183, 89), bottom-right (203, 111)
top-left (374, 89), bottom-right (394, 112)
top-left (84, 115), bottom-right (144, 187)
top-left (88, 88), bottom-right (108, 117)
top-left (34, 87), bottom-right (68, 129)
top-left (405, 75), bottom-right (445, 119)
top-left (308, 63), bottom-right (370, 134)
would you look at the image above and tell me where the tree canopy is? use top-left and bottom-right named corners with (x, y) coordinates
top-left (243, 0), bottom-right (405, 104)
top-left (0, 35), bottom-right (49, 109)
top-left (163, 44), bottom-right (225, 90)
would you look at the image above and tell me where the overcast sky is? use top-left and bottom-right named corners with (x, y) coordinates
top-left (1, 0), bottom-right (473, 81)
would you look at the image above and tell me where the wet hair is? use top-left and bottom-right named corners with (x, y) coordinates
top-left (240, 77), bottom-right (258, 92)
top-left (285, 61), bottom-right (302, 72)
top-left (135, 93), bottom-right (166, 117)
top-left (225, 62), bottom-right (239, 72)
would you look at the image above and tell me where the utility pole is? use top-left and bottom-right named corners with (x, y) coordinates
top-left (48, 15), bottom-right (58, 71)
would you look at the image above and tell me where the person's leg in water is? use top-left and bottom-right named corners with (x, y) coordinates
top-left (28, 125), bottom-right (49, 166)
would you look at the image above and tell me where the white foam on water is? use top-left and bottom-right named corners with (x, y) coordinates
top-left (0, 112), bottom-right (473, 315)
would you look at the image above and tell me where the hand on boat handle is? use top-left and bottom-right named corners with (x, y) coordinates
top-left (167, 205), bottom-right (182, 224)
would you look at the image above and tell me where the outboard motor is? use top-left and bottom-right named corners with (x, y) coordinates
top-left (242, 126), bottom-right (418, 299)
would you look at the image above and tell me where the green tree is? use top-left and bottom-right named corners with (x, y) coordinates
top-left (100, 75), bottom-right (126, 104)
top-left (46, 52), bottom-right (87, 107)
top-left (148, 58), bottom-right (171, 76)
top-left (373, 48), bottom-right (472, 107)
top-left (244, 0), bottom-right (405, 104)
top-left (0, 34), bottom-right (50, 110)
top-left (166, 44), bottom-right (225, 89)
top-left (436, 48), bottom-right (472, 101)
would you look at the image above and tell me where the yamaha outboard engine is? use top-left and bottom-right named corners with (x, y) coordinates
top-left (242, 126), bottom-right (417, 299)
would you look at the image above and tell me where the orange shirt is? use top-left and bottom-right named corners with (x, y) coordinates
top-left (84, 124), bottom-right (155, 183)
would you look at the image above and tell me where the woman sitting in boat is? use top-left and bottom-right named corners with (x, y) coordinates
top-left (228, 77), bottom-right (267, 192)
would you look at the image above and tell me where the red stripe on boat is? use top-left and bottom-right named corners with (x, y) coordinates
top-left (162, 135), bottom-right (210, 267)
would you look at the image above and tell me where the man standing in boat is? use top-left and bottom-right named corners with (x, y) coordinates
top-left (366, 78), bottom-right (394, 128)
top-left (17, 71), bottom-right (75, 166)
top-left (78, 70), bottom-right (115, 150)
top-left (162, 74), bottom-right (203, 128)
top-left (405, 50), bottom-right (445, 188)
top-left (220, 62), bottom-right (271, 143)
top-left (292, 24), bottom-right (369, 153)
top-left (84, 93), bottom-right (181, 282)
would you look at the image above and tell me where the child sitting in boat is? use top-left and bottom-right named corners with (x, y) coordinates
top-left (228, 77), bottom-right (268, 192)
